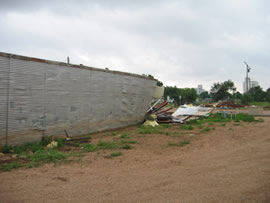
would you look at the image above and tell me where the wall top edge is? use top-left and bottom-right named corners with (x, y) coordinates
top-left (0, 51), bottom-right (157, 82)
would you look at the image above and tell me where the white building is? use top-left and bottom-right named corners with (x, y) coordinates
top-left (243, 78), bottom-right (259, 93)
top-left (196, 84), bottom-right (206, 95)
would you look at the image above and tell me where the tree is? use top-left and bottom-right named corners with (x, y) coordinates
top-left (180, 88), bottom-right (197, 104)
top-left (199, 91), bottom-right (210, 100)
top-left (164, 86), bottom-right (197, 105)
top-left (210, 80), bottom-right (236, 102)
top-left (248, 86), bottom-right (266, 102)
top-left (267, 88), bottom-right (270, 102)
top-left (241, 93), bottom-right (252, 105)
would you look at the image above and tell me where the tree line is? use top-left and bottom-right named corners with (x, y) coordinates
top-left (162, 80), bottom-right (270, 105)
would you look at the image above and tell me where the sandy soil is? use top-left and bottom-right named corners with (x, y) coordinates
top-left (0, 117), bottom-right (270, 202)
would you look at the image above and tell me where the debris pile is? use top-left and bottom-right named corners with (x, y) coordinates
top-left (144, 100), bottom-right (213, 126)
top-left (216, 101), bottom-right (244, 108)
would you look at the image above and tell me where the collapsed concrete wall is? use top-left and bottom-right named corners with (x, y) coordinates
top-left (0, 52), bottom-right (156, 145)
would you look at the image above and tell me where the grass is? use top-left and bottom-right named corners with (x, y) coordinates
top-left (200, 127), bottom-right (211, 133)
top-left (82, 140), bottom-right (130, 152)
top-left (0, 162), bottom-right (24, 171)
top-left (97, 141), bottom-right (121, 150)
top-left (121, 140), bottom-right (137, 144)
top-left (122, 144), bottom-right (132, 149)
top-left (138, 127), bottom-right (163, 134)
top-left (250, 102), bottom-right (270, 107)
top-left (166, 132), bottom-right (184, 137)
top-left (184, 114), bottom-right (257, 128)
top-left (220, 123), bottom-right (226, 127)
top-left (160, 124), bottom-right (172, 129)
top-left (1, 136), bottom-right (135, 172)
top-left (120, 133), bottom-right (130, 139)
top-left (82, 144), bottom-right (97, 152)
top-left (234, 123), bottom-right (241, 126)
top-left (234, 113), bottom-right (255, 122)
top-left (198, 124), bottom-right (204, 129)
top-left (180, 125), bottom-right (194, 130)
top-left (29, 149), bottom-right (68, 164)
top-left (137, 124), bottom-right (172, 135)
top-left (111, 152), bottom-right (122, 157)
top-left (168, 140), bottom-right (190, 147)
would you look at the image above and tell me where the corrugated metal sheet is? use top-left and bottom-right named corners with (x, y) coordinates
top-left (0, 52), bottom-right (157, 146)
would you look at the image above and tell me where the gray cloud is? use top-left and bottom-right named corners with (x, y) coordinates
top-left (0, 0), bottom-right (269, 92)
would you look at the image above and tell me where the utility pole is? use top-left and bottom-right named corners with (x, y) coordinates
top-left (244, 61), bottom-right (251, 93)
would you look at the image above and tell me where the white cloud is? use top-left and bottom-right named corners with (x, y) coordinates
top-left (0, 0), bottom-right (269, 92)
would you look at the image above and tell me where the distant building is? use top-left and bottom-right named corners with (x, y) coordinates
top-left (196, 84), bottom-right (206, 95)
top-left (243, 77), bottom-right (259, 93)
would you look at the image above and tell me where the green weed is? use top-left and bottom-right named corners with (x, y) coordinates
top-left (220, 123), bottom-right (226, 127)
top-left (168, 140), bottom-right (190, 147)
top-left (122, 144), bottom-right (132, 149)
top-left (120, 133), bottom-right (129, 139)
top-left (186, 119), bottom-right (199, 125)
top-left (28, 149), bottom-right (68, 164)
top-left (111, 152), bottom-right (122, 157)
top-left (121, 140), bottom-right (137, 144)
top-left (82, 144), bottom-right (97, 152)
top-left (138, 128), bottom-right (162, 134)
top-left (180, 125), bottom-right (194, 130)
top-left (0, 162), bottom-right (24, 171)
top-left (234, 114), bottom-right (255, 122)
top-left (198, 124), bottom-right (204, 129)
top-left (70, 142), bottom-right (80, 147)
top-left (160, 124), bottom-right (172, 129)
top-left (97, 141), bottom-right (121, 150)
top-left (200, 127), bottom-right (211, 133)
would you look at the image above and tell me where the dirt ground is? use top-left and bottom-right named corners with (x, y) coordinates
top-left (1, 117), bottom-right (270, 202)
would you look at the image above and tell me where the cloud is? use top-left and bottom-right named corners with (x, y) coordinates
top-left (0, 0), bottom-right (269, 92)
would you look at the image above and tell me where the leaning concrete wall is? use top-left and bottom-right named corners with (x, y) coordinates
top-left (0, 52), bottom-right (156, 145)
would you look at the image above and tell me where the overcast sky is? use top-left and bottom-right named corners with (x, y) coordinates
top-left (0, 0), bottom-right (269, 92)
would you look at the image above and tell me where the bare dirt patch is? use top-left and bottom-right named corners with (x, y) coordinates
top-left (0, 117), bottom-right (270, 202)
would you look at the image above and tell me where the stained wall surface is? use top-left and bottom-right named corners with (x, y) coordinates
top-left (0, 53), bottom-right (156, 145)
